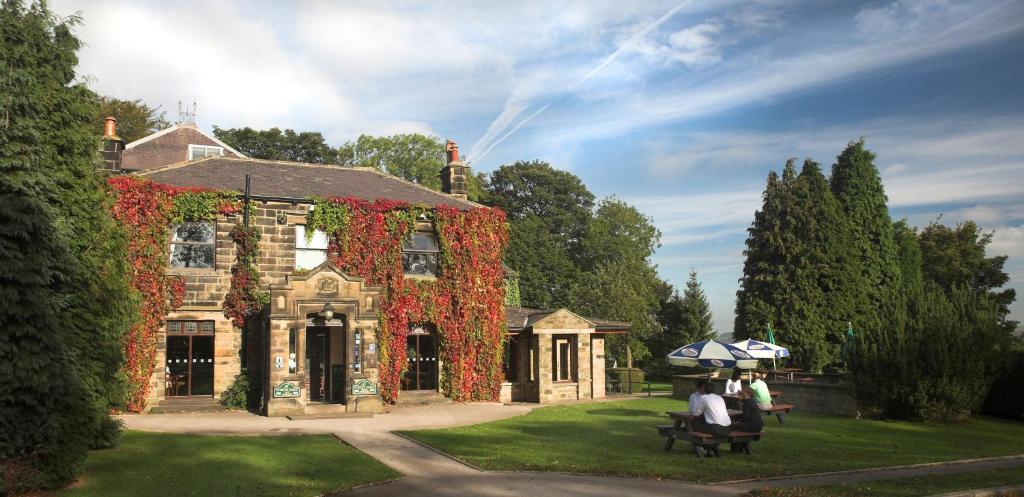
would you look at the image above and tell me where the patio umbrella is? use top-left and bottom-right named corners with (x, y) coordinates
top-left (731, 339), bottom-right (790, 359)
top-left (667, 339), bottom-right (760, 369)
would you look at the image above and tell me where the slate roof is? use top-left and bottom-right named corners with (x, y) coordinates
top-left (505, 306), bottom-right (629, 332)
top-left (136, 156), bottom-right (478, 209)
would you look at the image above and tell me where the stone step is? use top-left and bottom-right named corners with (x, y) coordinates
top-left (302, 403), bottom-right (350, 415)
top-left (395, 391), bottom-right (451, 407)
top-left (150, 397), bottom-right (226, 414)
top-left (287, 412), bottom-right (373, 420)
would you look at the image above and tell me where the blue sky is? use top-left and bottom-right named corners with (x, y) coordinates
top-left (57, 0), bottom-right (1024, 334)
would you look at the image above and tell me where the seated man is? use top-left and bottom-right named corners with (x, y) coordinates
top-left (750, 372), bottom-right (774, 410)
top-left (695, 382), bottom-right (732, 439)
top-left (689, 379), bottom-right (707, 416)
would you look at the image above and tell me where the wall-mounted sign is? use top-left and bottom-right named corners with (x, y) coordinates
top-left (273, 382), bottom-right (301, 398)
top-left (351, 378), bottom-right (378, 396)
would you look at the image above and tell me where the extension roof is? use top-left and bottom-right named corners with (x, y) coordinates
top-left (505, 306), bottom-right (629, 333)
top-left (136, 156), bottom-right (479, 209)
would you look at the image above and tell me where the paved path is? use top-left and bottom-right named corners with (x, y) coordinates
top-left (120, 401), bottom-right (1024, 497)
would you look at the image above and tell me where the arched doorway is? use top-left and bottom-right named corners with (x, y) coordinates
top-left (402, 324), bottom-right (437, 391)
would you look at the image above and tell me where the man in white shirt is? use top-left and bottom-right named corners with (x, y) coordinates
top-left (689, 380), bottom-right (707, 417)
top-left (694, 382), bottom-right (733, 438)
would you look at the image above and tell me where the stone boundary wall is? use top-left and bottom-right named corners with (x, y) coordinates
top-left (672, 374), bottom-right (858, 417)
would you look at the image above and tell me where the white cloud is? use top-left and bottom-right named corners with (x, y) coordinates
top-left (990, 225), bottom-right (1024, 258)
top-left (668, 22), bottom-right (723, 66)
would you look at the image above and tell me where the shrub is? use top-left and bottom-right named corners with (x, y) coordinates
top-left (608, 368), bottom-right (645, 391)
top-left (982, 349), bottom-right (1024, 421)
top-left (220, 372), bottom-right (251, 410)
top-left (849, 284), bottom-right (1010, 421)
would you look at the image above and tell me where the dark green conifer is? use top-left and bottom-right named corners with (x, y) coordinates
top-left (830, 140), bottom-right (901, 335)
top-left (1, 1), bottom-right (135, 489)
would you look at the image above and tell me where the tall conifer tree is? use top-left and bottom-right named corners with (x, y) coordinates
top-left (830, 140), bottom-right (901, 335)
top-left (1, 1), bottom-right (135, 489)
top-left (679, 270), bottom-right (715, 342)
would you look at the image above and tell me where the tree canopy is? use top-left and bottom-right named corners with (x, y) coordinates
top-left (213, 126), bottom-right (340, 164)
top-left (95, 96), bottom-right (169, 143)
top-left (481, 161), bottom-right (664, 364)
top-left (1, 1), bottom-right (135, 490)
top-left (338, 133), bottom-right (445, 188)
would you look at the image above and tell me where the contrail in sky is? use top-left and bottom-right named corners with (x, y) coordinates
top-left (470, 2), bottom-right (690, 163)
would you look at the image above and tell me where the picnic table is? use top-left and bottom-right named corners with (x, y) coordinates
top-left (767, 368), bottom-right (804, 381)
top-left (657, 410), bottom-right (761, 457)
top-left (658, 410), bottom-right (741, 451)
top-left (722, 390), bottom-right (781, 409)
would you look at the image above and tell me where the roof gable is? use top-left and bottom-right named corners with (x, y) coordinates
top-left (121, 124), bottom-right (246, 171)
top-left (530, 309), bottom-right (595, 330)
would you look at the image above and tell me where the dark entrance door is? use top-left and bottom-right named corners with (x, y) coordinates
top-left (165, 320), bottom-right (215, 397)
top-left (402, 327), bottom-right (437, 391)
top-left (306, 328), bottom-right (330, 402)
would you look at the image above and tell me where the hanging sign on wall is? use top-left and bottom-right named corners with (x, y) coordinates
top-left (351, 378), bottom-right (379, 396)
top-left (273, 382), bottom-right (301, 398)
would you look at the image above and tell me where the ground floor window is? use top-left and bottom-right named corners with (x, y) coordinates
top-left (403, 325), bottom-right (437, 391)
top-left (165, 320), bottom-right (215, 397)
top-left (552, 335), bottom-right (577, 382)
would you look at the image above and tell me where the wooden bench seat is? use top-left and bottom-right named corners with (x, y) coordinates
top-left (761, 403), bottom-right (795, 423)
top-left (688, 431), bottom-right (763, 457)
top-left (655, 424), bottom-right (763, 457)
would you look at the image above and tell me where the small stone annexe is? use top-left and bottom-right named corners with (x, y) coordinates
top-left (101, 119), bottom-right (628, 416)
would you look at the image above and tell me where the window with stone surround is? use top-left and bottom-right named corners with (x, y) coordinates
top-left (402, 231), bottom-right (439, 276)
top-left (552, 335), bottom-right (577, 382)
top-left (169, 221), bottom-right (215, 269)
top-left (188, 144), bottom-right (223, 160)
top-left (295, 224), bottom-right (328, 270)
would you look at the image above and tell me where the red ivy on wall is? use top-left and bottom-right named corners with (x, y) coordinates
top-left (108, 176), bottom-right (239, 411)
top-left (307, 198), bottom-right (509, 403)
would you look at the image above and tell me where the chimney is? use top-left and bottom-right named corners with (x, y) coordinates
top-left (99, 116), bottom-right (124, 171)
top-left (440, 139), bottom-right (469, 199)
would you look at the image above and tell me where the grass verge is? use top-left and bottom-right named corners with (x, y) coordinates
top-left (402, 397), bottom-right (1024, 483)
top-left (60, 430), bottom-right (400, 497)
top-left (746, 465), bottom-right (1024, 496)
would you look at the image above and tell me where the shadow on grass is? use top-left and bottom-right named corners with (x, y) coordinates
top-left (584, 408), bottom-right (661, 417)
top-left (59, 431), bottom-right (399, 497)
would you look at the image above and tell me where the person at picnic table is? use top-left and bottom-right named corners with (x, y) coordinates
top-left (750, 372), bottom-right (773, 410)
top-left (689, 379), bottom-right (707, 418)
top-left (690, 382), bottom-right (732, 438)
top-left (729, 387), bottom-right (764, 452)
top-left (725, 369), bottom-right (743, 395)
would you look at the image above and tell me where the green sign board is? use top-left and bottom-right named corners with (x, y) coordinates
top-left (273, 382), bottom-right (300, 398)
top-left (351, 378), bottom-right (378, 396)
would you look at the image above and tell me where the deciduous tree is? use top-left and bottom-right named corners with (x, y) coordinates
top-left (213, 126), bottom-right (340, 164)
top-left (95, 96), bottom-right (169, 143)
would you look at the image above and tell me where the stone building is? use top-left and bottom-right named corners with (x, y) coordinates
top-left (101, 119), bottom-right (628, 416)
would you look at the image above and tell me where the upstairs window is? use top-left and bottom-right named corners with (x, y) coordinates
top-left (295, 224), bottom-right (328, 270)
top-left (402, 232), bottom-right (438, 276)
top-left (188, 144), bottom-right (223, 160)
top-left (170, 221), bottom-right (215, 269)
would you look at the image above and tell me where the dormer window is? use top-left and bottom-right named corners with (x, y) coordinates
top-left (402, 232), bottom-right (438, 276)
top-left (169, 221), bottom-right (215, 269)
top-left (188, 144), bottom-right (223, 160)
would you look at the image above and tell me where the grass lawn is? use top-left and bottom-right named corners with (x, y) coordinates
top-left (746, 465), bottom-right (1024, 497)
top-left (403, 397), bottom-right (1024, 483)
top-left (639, 381), bottom-right (673, 394)
top-left (60, 431), bottom-right (400, 497)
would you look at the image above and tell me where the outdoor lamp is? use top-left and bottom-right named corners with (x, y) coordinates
top-left (321, 301), bottom-right (335, 322)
